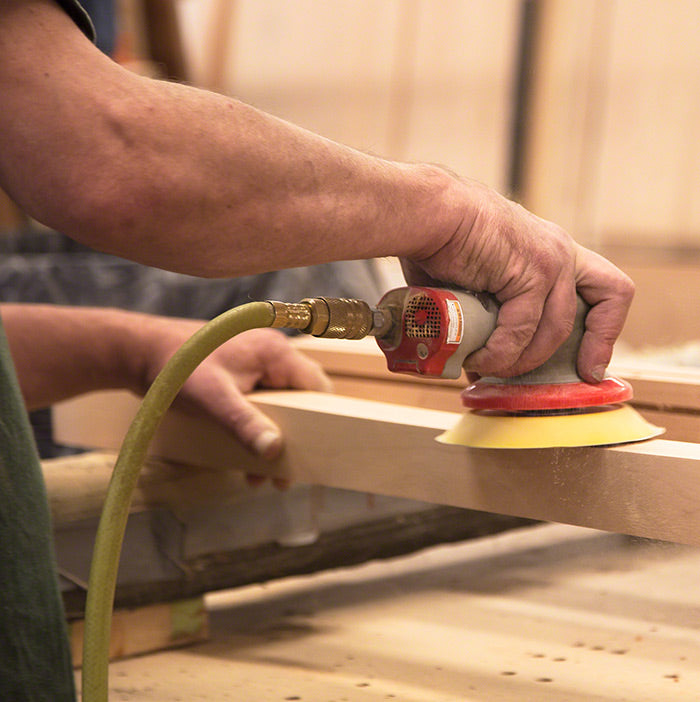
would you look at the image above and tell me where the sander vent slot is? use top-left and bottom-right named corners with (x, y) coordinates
top-left (405, 294), bottom-right (441, 338)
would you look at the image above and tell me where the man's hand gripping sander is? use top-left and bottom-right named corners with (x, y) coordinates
top-left (376, 286), bottom-right (663, 448)
top-left (284, 286), bottom-right (663, 448)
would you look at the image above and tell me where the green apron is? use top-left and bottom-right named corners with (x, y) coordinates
top-left (0, 316), bottom-right (76, 700)
top-left (1, 4), bottom-right (100, 698)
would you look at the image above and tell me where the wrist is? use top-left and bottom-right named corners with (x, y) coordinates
top-left (384, 163), bottom-right (467, 261)
top-left (88, 309), bottom-right (153, 396)
top-left (115, 312), bottom-right (196, 397)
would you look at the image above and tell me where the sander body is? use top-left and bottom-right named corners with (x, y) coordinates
top-left (372, 286), bottom-right (663, 448)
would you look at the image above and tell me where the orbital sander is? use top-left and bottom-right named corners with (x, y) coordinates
top-left (371, 286), bottom-right (663, 449)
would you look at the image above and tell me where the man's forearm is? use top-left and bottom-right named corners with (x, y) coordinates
top-left (0, 1), bottom-right (636, 382)
top-left (1, 304), bottom-right (150, 409)
top-left (0, 0), bottom-right (459, 277)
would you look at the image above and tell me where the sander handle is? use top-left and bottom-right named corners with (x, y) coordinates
top-left (478, 294), bottom-right (588, 386)
top-left (374, 286), bottom-right (589, 382)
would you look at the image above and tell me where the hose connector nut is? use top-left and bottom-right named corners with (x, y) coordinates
top-left (301, 297), bottom-right (331, 336)
top-left (301, 297), bottom-right (374, 339)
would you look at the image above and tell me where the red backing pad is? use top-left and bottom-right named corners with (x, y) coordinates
top-left (461, 376), bottom-right (633, 412)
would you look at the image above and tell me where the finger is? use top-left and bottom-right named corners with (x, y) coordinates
top-left (253, 331), bottom-right (334, 392)
top-left (272, 477), bottom-right (291, 491)
top-left (463, 289), bottom-right (545, 377)
top-left (577, 297), bottom-right (633, 382)
top-left (246, 473), bottom-right (267, 488)
top-left (399, 258), bottom-right (439, 287)
top-left (245, 473), bottom-right (292, 491)
top-left (574, 247), bottom-right (635, 382)
top-left (280, 350), bottom-right (334, 393)
top-left (238, 407), bottom-right (284, 460)
top-left (503, 275), bottom-right (577, 377)
top-left (197, 380), bottom-right (285, 459)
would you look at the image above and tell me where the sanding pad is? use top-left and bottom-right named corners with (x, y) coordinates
top-left (436, 404), bottom-right (664, 449)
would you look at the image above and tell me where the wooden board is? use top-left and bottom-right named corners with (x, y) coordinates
top-left (292, 336), bottom-right (700, 408)
top-left (69, 597), bottom-right (208, 666)
top-left (290, 337), bottom-right (700, 442)
top-left (54, 388), bottom-right (700, 547)
top-left (521, 1), bottom-right (700, 251)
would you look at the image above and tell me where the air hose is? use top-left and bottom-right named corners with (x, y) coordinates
top-left (81, 297), bottom-right (384, 702)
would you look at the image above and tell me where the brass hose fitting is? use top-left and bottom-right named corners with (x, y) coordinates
top-left (267, 301), bottom-right (313, 331)
top-left (301, 297), bottom-right (373, 339)
top-left (269, 297), bottom-right (389, 339)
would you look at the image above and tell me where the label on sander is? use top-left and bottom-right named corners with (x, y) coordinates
top-left (445, 298), bottom-right (463, 344)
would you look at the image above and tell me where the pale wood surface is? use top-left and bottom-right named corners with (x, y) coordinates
top-left (178, 0), bottom-right (518, 190)
top-left (522, 0), bottom-right (613, 243)
top-left (69, 597), bottom-right (208, 666)
top-left (292, 336), bottom-right (700, 410)
top-left (607, 257), bottom-right (700, 351)
top-left (292, 336), bottom-right (700, 442)
top-left (522, 1), bottom-right (700, 251)
top-left (53, 387), bottom-right (700, 546)
top-left (592, 0), bottom-right (700, 246)
top-left (76, 522), bottom-right (700, 701)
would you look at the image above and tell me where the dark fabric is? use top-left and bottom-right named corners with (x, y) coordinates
top-left (75, 0), bottom-right (115, 55)
top-left (0, 2), bottom-right (98, 698)
top-left (0, 316), bottom-right (76, 701)
top-left (52, 0), bottom-right (96, 42)
top-left (0, 248), bottom-right (384, 320)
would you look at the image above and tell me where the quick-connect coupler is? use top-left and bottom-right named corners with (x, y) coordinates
top-left (268, 297), bottom-right (391, 340)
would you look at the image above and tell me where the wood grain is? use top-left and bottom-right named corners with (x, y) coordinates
top-left (53, 388), bottom-right (700, 546)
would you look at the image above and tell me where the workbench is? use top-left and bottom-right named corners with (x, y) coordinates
top-left (46, 337), bottom-right (700, 697)
top-left (76, 523), bottom-right (700, 701)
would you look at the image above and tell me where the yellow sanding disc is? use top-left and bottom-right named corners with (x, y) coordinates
top-left (436, 404), bottom-right (664, 449)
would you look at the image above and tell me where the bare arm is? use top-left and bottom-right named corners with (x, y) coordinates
top-left (2, 304), bottom-right (142, 408)
top-left (0, 0), bottom-right (634, 381)
top-left (1, 304), bottom-right (330, 458)
top-left (0, 0), bottom-right (451, 276)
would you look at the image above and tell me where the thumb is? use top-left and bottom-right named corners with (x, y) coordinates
top-left (223, 397), bottom-right (291, 490)
top-left (227, 398), bottom-right (284, 460)
top-left (191, 380), bottom-right (284, 460)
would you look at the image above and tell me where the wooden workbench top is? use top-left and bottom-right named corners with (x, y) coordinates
top-left (76, 522), bottom-right (700, 701)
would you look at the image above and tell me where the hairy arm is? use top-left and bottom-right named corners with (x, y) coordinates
top-left (0, 0), bottom-right (453, 276)
top-left (0, 0), bottom-right (634, 381)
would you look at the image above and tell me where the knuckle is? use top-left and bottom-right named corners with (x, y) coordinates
top-left (510, 320), bottom-right (538, 350)
top-left (616, 272), bottom-right (636, 303)
top-left (555, 315), bottom-right (575, 345)
top-left (481, 325), bottom-right (537, 375)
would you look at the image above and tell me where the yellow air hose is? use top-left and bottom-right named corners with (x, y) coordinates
top-left (80, 296), bottom-right (378, 701)
top-left (81, 301), bottom-right (277, 701)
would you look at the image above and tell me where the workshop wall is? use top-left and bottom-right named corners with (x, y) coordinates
top-left (174, 0), bottom-right (700, 257)
top-left (171, 0), bottom-right (700, 349)
top-left (519, 0), bottom-right (700, 349)
top-left (175, 0), bottom-right (520, 193)
top-left (522, 0), bottom-right (700, 254)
